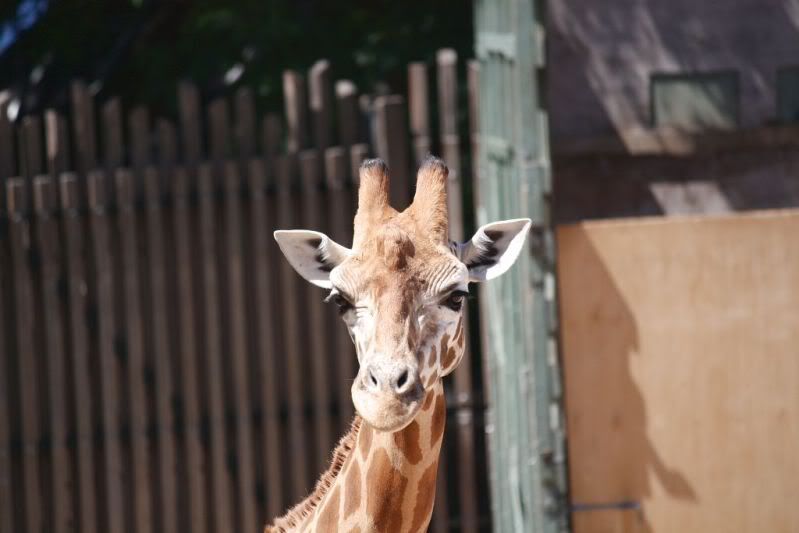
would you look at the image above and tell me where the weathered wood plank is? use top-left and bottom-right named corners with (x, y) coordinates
top-left (19, 115), bottom-right (43, 178)
top-left (45, 110), bottom-right (70, 176)
top-left (170, 167), bottom-right (207, 533)
top-left (309, 60), bottom-right (333, 150)
top-left (86, 170), bottom-right (124, 533)
top-left (247, 157), bottom-right (284, 519)
top-left (196, 163), bottom-right (234, 533)
top-left (0, 197), bottom-right (13, 533)
top-left (7, 179), bottom-right (43, 533)
top-left (114, 168), bottom-right (154, 533)
top-left (374, 95), bottom-right (411, 208)
top-left (142, 167), bottom-right (179, 533)
top-left (32, 176), bottom-right (73, 533)
top-left (262, 113), bottom-right (283, 158)
top-left (71, 81), bottom-right (98, 174)
top-left (408, 62), bottom-right (432, 164)
top-left (101, 99), bottom-right (124, 169)
top-left (221, 161), bottom-right (258, 533)
top-left (59, 174), bottom-right (98, 533)
top-left (283, 71), bottom-right (309, 153)
top-left (129, 107), bottom-right (150, 171)
top-left (335, 80), bottom-right (361, 148)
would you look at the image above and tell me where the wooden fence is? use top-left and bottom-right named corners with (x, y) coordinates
top-left (0, 50), bottom-right (491, 532)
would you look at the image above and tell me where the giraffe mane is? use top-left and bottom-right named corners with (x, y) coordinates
top-left (265, 416), bottom-right (362, 532)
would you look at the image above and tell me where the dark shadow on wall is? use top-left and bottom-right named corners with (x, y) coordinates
top-left (557, 229), bottom-right (696, 532)
top-left (553, 148), bottom-right (799, 223)
top-left (547, 0), bottom-right (799, 142)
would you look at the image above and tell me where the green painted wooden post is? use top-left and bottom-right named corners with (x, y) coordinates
top-left (473, 1), bottom-right (570, 532)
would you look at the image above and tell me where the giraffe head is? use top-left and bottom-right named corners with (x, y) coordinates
top-left (275, 157), bottom-right (530, 432)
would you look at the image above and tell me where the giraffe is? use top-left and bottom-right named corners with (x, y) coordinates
top-left (267, 157), bottom-right (531, 532)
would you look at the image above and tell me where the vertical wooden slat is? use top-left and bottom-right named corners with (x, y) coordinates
top-left (114, 168), bottom-right (153, 533)
top-left (437, 47), bottom-right (480, 533)
top-left (0, 216), bottom-right (11, 533)
top-left (59, 174), bottom-right (98, 533)
top-left (335, 80), bottom-right (360, 148)
top-left (247, 158), bottom-right (284, 519)
top-left (86, 170), bottom-right (124, 533)
top-left (129, 107), bottom-right (150, 171)
top-left (323, 147), bottom-right (356, 429)
top-left (19, 115), bottom-right (43, 178)
top-left (196, 163), bottom-right (234, 533)
top-left (102, 99), bottom-right (124, 169)
top-left (157, 119), bottom-right (177, 169)
top-left (299, 149), bottom-right (334, 469)
top-left (275, 154), bottom-right (310, 500)
top-left (408, 62), bottom-right (432, 164)
top-left (142, 167), bottom-right (179, 533)
top-left (309, 60), bottom-right (334, 150)
top-left (437, 49), bottom-right (462, 180)
top-left (45, 110), bottom-right (70, 176)
top-left (221, 161), bottom-right (258, 533)
top-left (467, 61), bottom-right (481, 205)
top-left (283, 71), bottom-right (309, 153)
top-left (6, 179), bottom-right (42, 533)
top-left (235, 87), bottom-right (256, 160)
top-left (0, 102), bottom-right (14, 189)
top-left (32, 176), bottom-right (73, 533)
top-left (374, 95), bottom-right (411, 208)
top-left (178, 82), bottom-right (202, 165)
top-left (262, 113), bottom-right (283, 158)
top-left (0, 185), bottom-right (12, 533)
top-left (171, 167), bottom-right (207, 533)
top-left (71, 81), bottom-right (98, 174)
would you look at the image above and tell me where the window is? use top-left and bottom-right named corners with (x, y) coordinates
top-left (651, 71), bottom-right (739, 131)
top-left (777, 66), bottom-right (799, 123)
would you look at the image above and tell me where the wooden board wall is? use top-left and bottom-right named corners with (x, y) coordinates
top-left (557, 209), bottom-right (799, 533)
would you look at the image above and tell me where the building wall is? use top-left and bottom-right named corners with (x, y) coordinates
top-left (547, 0), bottom-right (799, 144)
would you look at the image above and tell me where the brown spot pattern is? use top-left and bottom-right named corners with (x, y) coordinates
top-left (422, 391), bottom-right (435, 411)
top-left (348, 528), bottom-right (361, 533)
top-left (441, 346), bottom-right (457, 370)
top-left (430, 393), bottom-right (446, 448)
top-left (393, 421), bottom-right (423, 465)
top-left (343, 459), bottom-right (361, 519)
top-left (316, 485), bottom-right (340, 531)
top-left (366, 448), bottom-right (409, 532)
top-left (427, 344), bottom-right (437, 369)
top-left (438, 333), bottom-right (450, 367)
top-left (407, 460), bottom-right (439, 533)
top-left (359, 423), bottom-right (372, 461)
top-left (425, 372), bottom-right (437, 389)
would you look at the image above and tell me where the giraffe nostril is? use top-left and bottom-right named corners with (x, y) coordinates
top-left (367, 368), bottom-right (380, 389)
top-left (396, 369), bottom-right (409, 390)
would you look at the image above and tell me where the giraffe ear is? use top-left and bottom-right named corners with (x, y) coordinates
top-left (458, 218), bottom-right (532, 282)
top-left (274, 230), bottom-right (351, 288)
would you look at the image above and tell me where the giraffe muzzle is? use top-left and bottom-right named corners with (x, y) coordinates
top-left (352, 361), bottom-right (424, 432)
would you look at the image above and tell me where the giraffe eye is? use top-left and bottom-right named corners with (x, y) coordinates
top-left (443, 290), bottom-right (468, 311)
top-left (324, 292), bottom-right (354, 314)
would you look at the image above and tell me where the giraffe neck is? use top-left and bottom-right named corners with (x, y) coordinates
top-left (266, 381), bottom-right (446, 532)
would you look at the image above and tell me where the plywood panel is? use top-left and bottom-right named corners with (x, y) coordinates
top-left (557, 209), bottom-right (799, 533)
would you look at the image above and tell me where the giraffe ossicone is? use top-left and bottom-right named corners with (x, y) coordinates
top-left (267, 156), bottom-right (531, 532)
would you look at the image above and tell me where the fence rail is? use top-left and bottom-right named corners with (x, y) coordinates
top-left (0, 50), bottom-right (490, 532)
